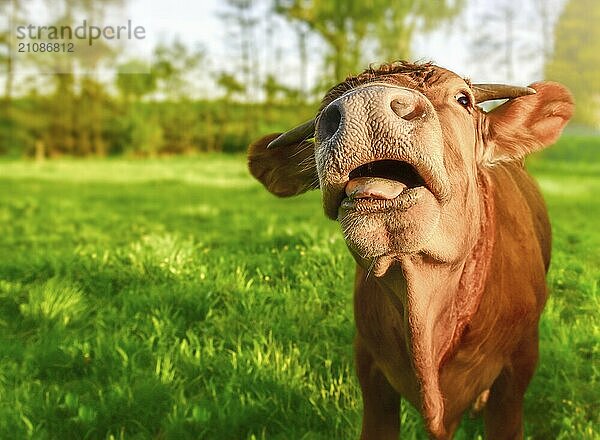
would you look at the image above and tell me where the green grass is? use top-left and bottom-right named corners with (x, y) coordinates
top-left (0, 136), bottom-right (598, 439)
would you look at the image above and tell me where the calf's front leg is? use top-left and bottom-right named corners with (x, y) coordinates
top-left (356, 338), bottom-right (401, 440)
top-left (484, 333), bottom-right (539, 440)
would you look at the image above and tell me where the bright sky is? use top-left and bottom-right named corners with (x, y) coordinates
top-left (124, 0), bottom-right (545, 87)
top-left (9, 0), bottom-right (558, 95)
top-left (126, 0), bottom-right (223, 56)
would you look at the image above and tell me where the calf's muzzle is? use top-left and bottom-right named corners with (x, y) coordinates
top-left (316, 84), bottom-right (430, 144)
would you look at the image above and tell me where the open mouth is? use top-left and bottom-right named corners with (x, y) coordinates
top-left (341, 160), bottom-right (427, 212)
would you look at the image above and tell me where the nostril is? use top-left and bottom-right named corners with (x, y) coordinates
top-left (318, 103), bottom-right (342, 141)
top-left (390, 98), bottom-right (425, 121)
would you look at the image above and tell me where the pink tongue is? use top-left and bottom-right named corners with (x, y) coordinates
top-left (345, 177), bottom-right (407, 200)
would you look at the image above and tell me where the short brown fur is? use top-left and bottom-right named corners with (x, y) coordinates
top-left (247, 61), bottom-right (573, 439)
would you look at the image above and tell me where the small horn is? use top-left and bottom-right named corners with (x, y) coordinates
top-left (267, 119), bottom-right (315, 149)
top-left (472, 83), bottom-right (536, 103)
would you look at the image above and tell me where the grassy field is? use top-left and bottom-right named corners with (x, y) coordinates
top-left (0, 136), bottom-right (598, 439)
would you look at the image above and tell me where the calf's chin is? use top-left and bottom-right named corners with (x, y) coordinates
top-left (340, 190), bottom-right (442, 259)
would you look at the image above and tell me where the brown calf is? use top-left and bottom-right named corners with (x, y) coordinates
top-left (248, 62), bottom-right (573, 439)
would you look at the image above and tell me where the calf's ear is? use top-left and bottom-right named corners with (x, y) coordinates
top-left (247, 133), bottom-right (318, 197)
top-left (482, 81), bottom-right (574, 164)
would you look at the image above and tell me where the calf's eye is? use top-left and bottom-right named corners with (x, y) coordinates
top-left (456, 93), bottom-right (471, 108)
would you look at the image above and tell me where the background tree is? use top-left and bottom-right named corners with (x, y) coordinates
top-left (153, 39), bottom-right (204, 99)
top-left (274, 0), bottom-right (466, 83)
top-left (546, 0), bottom-right (600, 126)
top-left (37, 0), bottom-right (125, 156)
top-left (0, 0), bottom-right (25, 101)
top-left (219, 0), bottom-right (263, 147)
top-left (115, 60), bottom-right (161, 155)
top-left (293, 21), bottom-right (311, 100)
top-left (533, 0), bottom-right (565, 71)
top-left (116, 61), bottom-right (158, 104)
top-left (0, 0), bottom-right (32, 155)
top-left (375, 0), bottom-right (465, 62)
top-left (220, 0), bottom-right (261, 99)
top-left (273, 0), bottom-right (376, 82)
top-left (469, 0), bottom-right (567, 82)
top-left (470, 1), bottom-right (525, 81)
top-left (215, 72), bottom-right (247, 150)
top-left (153, 39), bottom-right (205, 153)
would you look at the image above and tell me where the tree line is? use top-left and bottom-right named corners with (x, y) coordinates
top-left (0, 0), bottom-right (597, 158)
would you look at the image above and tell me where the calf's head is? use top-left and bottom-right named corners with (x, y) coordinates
top-left (249, 62), bottom-right (573, 273)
